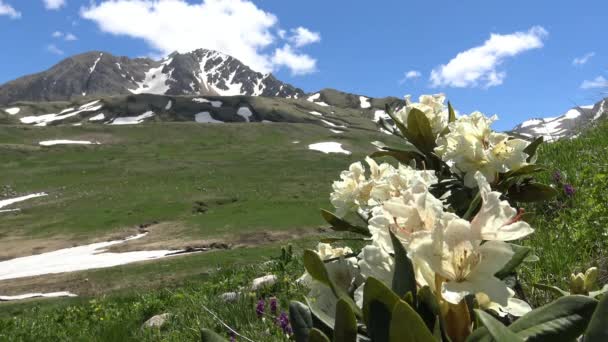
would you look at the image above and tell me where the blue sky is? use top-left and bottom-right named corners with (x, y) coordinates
top-left (0, 0), bottom-right (607, 130)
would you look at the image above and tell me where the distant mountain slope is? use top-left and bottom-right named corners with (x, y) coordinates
top-left (0, 93), bottom-right (404, 134)
top-left (0, 50), bottom-right (305, 105)
top-left (511, 98), bottom-right (607, 141)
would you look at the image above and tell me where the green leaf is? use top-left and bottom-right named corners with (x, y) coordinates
top-left (523, 136), bottom-right (543, 162)
top-left (469, 295), bottom-right (597, 342)
top-left (389, 230), bottom-right (417, 300)
top-left (495, 244), bottom-right (532, 279)
top-left (200, 329), bottom-right (228, 342)
top-left (303, 249), bottom-right (334, 289)
top-left (407, 108), bottom-right (436, 153)
top-left (390, 300), bottom-right (436, 342)
top-left (363, 277), bottom-right (401, 342)
top-left (308, 328), bottom-right (331, 342)
top-left (305, 297), bottom-right (335, 330)
top-left (475, 310), bottom-right (524, 342)
top-left (585, 289), bottom-right (608, 341)
top-left (386, 104), bottom-right (411, 138)
top-left (334, 298), bottom-right (358, 342)
top-left (417, 286), bottom-right (442, 333)
top-left (290, 301), bottom-right (313, 342)
top-left (503, 164), bottom-right (546, 179)
top-left (321, 209), bottom-right (371, 237)
top-left (448, 101), bottom-right (457, 123)
top-left (510, 295), bottom-right (597, 341)
top-left (508, 183), bottom-right (558, 203)
top-left (533, 283), bottom-right (570, 297)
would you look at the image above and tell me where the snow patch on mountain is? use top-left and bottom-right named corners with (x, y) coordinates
top-left (3, 107), bottom-right (20, 115)
top-left (0, 233), bottom-right (187, 281)
top-left (20, 102), bottom-right (103, 126)
top-left (359, 96), bottom-right (371, 109)
top-left (89, 113), bottom-right (105, 122)
top-left (193, 98), bottom-right (222, 107)
top-left (195, 112), bottom-right (223, 123)
top-left (39, 140), bottom-right (99, 146)
top-left (237, 107), bottom-right (253, 122)
top-left (0, 292), bottom-right (77, 302)
top-left (308, 142), bottom-right (351, 155)
top-left (129, 59), bottom-right (173, 95)
top-left (110, 111), bottom-right (155, 125)
top-left (89, 53), bottom-right (103, 74)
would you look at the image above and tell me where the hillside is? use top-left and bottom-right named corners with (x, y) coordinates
top-left (1, 119), bottom-right (607, 341)
top-left (511, 97), bottom-right (607, 141)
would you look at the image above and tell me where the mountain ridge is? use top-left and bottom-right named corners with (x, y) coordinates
top-left (0, 49), bottom-right (305, 105)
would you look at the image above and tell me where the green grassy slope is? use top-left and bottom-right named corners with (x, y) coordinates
top-left (521, 119), bottom-right (608, 304)
top-left (1, 111), bottom-right (607, 341)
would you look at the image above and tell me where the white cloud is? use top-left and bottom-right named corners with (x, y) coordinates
top-left (572, 52), bottom-right (595, 66)
top-left (580, 76), bottom-right (608, 89)
top-left (430, 26), bottom-right (548, 88)
top-left (398, 70), bottom-right (422, 84)
top-left (0, 1), bottom-right (21, 19)
top-left (47, 44), bottom-right (65, 55)
top-left (81, 0), bottom-right (319, 75)
top-left (64, 33), bottom-right (77, 41)
top-left (288, 27), bottom-right (321, 47)
top-left (43, 0), bottom-right (66, 10)
top-left (51, 31), bottom-right (77, 41)
top-left (272, 45), bottom-right (317, 75)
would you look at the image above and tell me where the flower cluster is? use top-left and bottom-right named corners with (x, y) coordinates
top-left (290, 93), bottom-right (606, 342)
top-left (394, 94), bottom-right (449, 136)
top-left (330, 157), bottom-right (437, 216)
top-left (301, 95), bottom-right (543, 322)
top-left (313, 171), bottom-right (533, 315)
top-left (435, 112), bottom-right (531, 187)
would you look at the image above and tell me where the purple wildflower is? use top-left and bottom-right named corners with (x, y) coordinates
top-left (277, 311), bottom-right (292, 335)
top-left (269, 297), bottom-right (278, 315)
top-left (552, 170), bottom-right (563, 183)
top-left (564, 184), bottom-right (576, 197)
top-left (228, 331), bottom-right (236, 342)
top-left (256, 299), bottom-right (265, 318)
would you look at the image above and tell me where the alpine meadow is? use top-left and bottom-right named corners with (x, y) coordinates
top-left (1, 1), bottom-right (608, 341)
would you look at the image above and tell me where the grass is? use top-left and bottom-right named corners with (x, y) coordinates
top-left (0, 244), bottom-right (311, 341)
top-left (1, 118), bottom-right (608, 340)
top-left (0, 122), bottom-right (392, 242)
top-left (520, 119), bottom-right (608, 304)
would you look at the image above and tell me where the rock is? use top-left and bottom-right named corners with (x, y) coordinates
top-left (142, 313), bottom-right (171, 329)
top-left (251, 275), bottom-right (277, 291)
top-left (219, 292), bottom-right (240, 302)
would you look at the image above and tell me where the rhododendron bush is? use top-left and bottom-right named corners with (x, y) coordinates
top-left (283, 95), bottom-right (608, 342)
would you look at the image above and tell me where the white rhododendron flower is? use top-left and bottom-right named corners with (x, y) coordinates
top-left (330, 158), bottom-right (437, 216)
top-left (471, 172), bottom-right (534, 241)
top-left (411, 218), bottom-right (514, 306)
top-left (395, 93), bottom-right (449, 136)
top-left (435, 111), bottom-right (530, 187)
top-left (354, 243), bottom-right (395, 307)
top-left (368, 181), bottom-right (445, 254)
top-left (298, 243), bottom-right (359, 317)
top-left (330, 161), bottom-right (368, 216)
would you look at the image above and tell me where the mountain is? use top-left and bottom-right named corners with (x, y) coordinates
top-left (511, 98), bottom-right (607, 141)
top-left (0, 49), bottom-right (305, 105)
